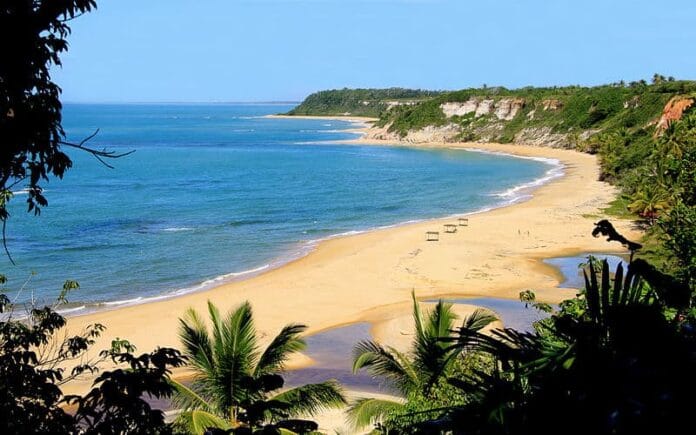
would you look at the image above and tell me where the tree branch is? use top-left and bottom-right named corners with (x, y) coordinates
top-left (58, 129), bottom-right (135, 169)
top-left (2, 218), bottom-right (15, 266)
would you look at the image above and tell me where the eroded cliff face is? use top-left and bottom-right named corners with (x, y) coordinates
top-left (440, 98), bottom-right (525, 121)
top-left (365, 95), bottom-right (694, 149)
top-left (656, 96), bottom-right (694, 131)
top-left (364, 123), bottom-right (461, 143)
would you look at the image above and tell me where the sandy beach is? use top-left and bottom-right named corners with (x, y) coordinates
top-left (62, 117), bottom-right (641, 398)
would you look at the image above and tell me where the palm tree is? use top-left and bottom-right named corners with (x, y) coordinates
top-left (627, 184), bottom-right (672, 224)
top-left (347, 292), bottom-right (497, 430)
top-left (659, 122), bottom-right (687, 159)
top-left (172, 301), bottom-right (346, 434)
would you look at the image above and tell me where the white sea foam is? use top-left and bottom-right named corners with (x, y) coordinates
top-left (164, 264), bottom-right (273, 298)
top-left (457, 147), bottom-right (564, 201)
top-left (103, 297), bottom-right (144, 306)
top-left (162, 227), bottom-right (194, 232)
top-left (493, 164), bottom-right (564, 199)
top-left (56, 305), bottom-right (86, 315)
top-left (10, 188), bottom-right (49, 196)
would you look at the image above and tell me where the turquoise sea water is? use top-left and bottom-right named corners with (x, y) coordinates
top-left (3, 104), bottom-right (560, 313)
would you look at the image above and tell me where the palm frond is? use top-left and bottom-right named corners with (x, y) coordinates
top-left (176, 409), bottom-right (232, 435)
top-left (425, 299), bottom-right (457, 340)
top-left (412, 299), bottom-right (465, 391)
top-left (211, 301), bottom-right (259, 406)
top-left (352, 340), bottom-right (416, 393)
top-left (461, 308), bottom-right (498, 332)
top-left (388, 347), bottom-right (420, 388)
top-left (413, 299), bottom-right (456, 365)
top-left (411, 291), bottom-right (425, 341)
top-left (169, 378), bottom-right (214, 413)
top-left (179, 307), bottom-right (214, 375)
top-left (225, 300), bottom-right (260, 369)
top-left (271, 380), bottom-right (347, 417)
top-left (255, 323), bottom-right (307, 376)
top-left (346, 397), bottom-right (405, 431)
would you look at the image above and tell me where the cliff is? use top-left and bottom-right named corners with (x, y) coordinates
top-left (291, 81), bottom-right (696, 149)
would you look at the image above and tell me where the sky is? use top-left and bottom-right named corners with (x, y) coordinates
top-left (53, 0), bottom-right (696, 103)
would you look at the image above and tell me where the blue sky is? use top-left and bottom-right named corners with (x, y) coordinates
top-left (54, 0), bottom-right (696, 102)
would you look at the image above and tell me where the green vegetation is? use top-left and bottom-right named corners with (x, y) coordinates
top-left (0, 276), bottom-right (186, 434)
top-left (172, 301), bottom-right (346, 434)
top-left (290, 80), bottom-right (696, 142)
top-left (380, 80), bottom-right (695, 139)
top-left (602, 109), bottom-right (696, 285)
top-left (286, 88), bottom-right (441, 117)
top-left (348, 292), bottom-right (496, 431)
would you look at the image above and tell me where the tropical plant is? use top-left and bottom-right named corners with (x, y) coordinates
top-left (402, 223), bottom-right (696, 435)
top-left (659, 202), bottom-right (696, 292)
top-left (347, 292), bottom-right (497, 431)
top-left (627, 184), bottom-right (672, 223)
top-left (172, 301), bottom-right (346, 434)
top-left (0, 274), bottom-right (185, 434)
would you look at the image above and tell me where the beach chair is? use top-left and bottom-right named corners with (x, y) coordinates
top-left (458, 218), bottom-right (469, 227)
top-left (444, 224), bottom-right (457, 233)
top-left (426, 231), bottom-right (439, 241)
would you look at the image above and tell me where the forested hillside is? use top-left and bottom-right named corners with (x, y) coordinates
top-left (286, 88), bottom-right (441, 117)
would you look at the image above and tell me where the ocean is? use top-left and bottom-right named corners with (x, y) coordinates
top-left (2, 103), bottom-right (560, 314)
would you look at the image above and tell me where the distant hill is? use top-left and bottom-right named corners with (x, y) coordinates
top-left (286, 88), bottom-right (442, 117)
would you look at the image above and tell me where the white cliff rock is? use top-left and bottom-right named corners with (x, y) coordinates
top-left (441, 98), bottom-right (524, 121)
top-left (475, 99), bottom-right (495, 117)
top-left (441, 100), bottom-right (479, 117)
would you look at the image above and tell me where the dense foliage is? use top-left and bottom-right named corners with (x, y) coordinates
top-left (0, 276), bottom-right (185, 434)
top-left (600, 108), bottom-right (696, 287)
top-left (286, 88), bottom-right (441, 117)
top-left (348, 292), bottom-right (496, 431)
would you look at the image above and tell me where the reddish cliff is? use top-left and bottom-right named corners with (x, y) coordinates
top-left (656, 96), bottom-right (694, 131)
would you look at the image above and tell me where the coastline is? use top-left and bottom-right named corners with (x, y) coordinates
top-left (62, 116), bottom-right (641, 395)
top-left (57, 117), bottom-right (562, 318)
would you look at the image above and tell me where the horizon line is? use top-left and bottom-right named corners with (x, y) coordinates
top-left (63, 100), bottom-right (302, 105)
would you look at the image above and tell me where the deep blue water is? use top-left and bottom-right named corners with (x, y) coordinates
top-left (3, 103), bottom-right (557, 312)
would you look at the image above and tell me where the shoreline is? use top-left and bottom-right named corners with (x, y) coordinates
top-left (62, 115), bottom-right (641, 395)
top-left (60, 119), bottom-right (563, 318)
